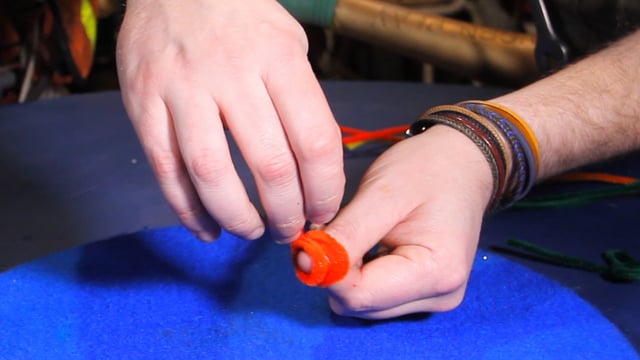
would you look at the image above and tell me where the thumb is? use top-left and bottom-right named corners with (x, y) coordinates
top-left (327, 186), bottom-right (405, 269)
top-left (291, 172), bottom-right (414, 287)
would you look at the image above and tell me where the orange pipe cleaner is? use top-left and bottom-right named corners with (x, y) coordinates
top-left (550, 171), bottom-right (638, 185)
top-left (290, 230), bottom-right (349, 287)
top-left (340, 125), bottom-right (408, 145)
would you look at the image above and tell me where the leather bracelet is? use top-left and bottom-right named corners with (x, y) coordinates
top-left (458, 102), bottom-right (536, 206)
top-left (409, 114), bottom-right (501, 210)
top-left (437, 112), bottom-right (508, 209)
top-left (408, 102), bottom-right (538, 211)
top-left (425, 105), bottom-right (513, 187)
top-left (464, 100), bottom-right (540, 170)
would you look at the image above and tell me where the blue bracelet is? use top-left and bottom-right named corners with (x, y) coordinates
top-left (459, 102), bottom-right (537, 207)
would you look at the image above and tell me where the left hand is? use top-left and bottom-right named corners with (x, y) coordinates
top-left (321, 125), bottom-right (494, 319)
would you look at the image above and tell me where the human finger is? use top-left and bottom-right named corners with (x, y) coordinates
top-left (264, 52), bottom-right (345, 226)
top-left (166, 89), bottom-right (265, 240)
top-left (122, 93), bottom-right (222, 241)
top-left (218, 77), bottom-right (306, 243)
top-left (326, 225), bottom-right (476, 318)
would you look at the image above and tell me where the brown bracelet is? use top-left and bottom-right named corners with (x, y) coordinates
top-left (434, 112), bottom-right (508, 210)
top-left (408, 102), bottom-right (539, 210)
top-left (410, 114), bottom-right (502, 210)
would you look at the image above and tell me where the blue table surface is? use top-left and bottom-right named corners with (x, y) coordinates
top-left (1, 81), bottom-right (639, 352)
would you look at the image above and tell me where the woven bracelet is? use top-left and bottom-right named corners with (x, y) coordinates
top-left (407, 113), bottom-right (503, 211)
top-left (458, 101), bottom-right (539, 206)
top-left (408, 102), bottom-right (538, 211)
top-left (426, 105), bottom-right (514, 190)
top-left (426, 109), bottom-right (511, 209)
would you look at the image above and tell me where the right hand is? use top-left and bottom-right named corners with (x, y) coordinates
top-left (116, 0), bottom-right (345, 243)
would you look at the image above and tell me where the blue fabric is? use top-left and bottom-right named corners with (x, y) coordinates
top-left (1, 225), bottom-right (637, 359)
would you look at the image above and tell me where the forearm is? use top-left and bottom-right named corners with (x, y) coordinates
top-left (493, 29), bottom-right (640, 180)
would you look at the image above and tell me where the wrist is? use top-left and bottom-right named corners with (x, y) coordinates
top-left (407, 101), bottom-right (539, 211)
top-left (410, 125), bottom-right (495, 214)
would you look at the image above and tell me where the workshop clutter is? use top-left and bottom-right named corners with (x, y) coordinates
top-left (0, 0), bottom-right (114, 104)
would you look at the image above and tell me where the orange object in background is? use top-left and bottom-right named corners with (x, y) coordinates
top-left (0, 0), bottom-right (102, 103)
top-left (291, 230), bottom-right (350, 287)
top-left (50, 0), bottom-right (100, 80)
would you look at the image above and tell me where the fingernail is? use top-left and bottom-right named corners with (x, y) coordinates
top-left (273, 235), bottom-right (296, 245)
top-left (244, 225), bottom-right (266, 241)
top-left (310, 211), bottom-right (338, 226)
top-left (193, 229), bottom-right (220, 242)
top-left (308, 223), bottom-right (326, 231)
top-left (272, 230), bottom-right (301, 245)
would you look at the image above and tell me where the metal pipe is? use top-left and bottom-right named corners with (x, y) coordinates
top-left (332, 0), bottom-right (539, 85)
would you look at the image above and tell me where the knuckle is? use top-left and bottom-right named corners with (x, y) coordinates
top-left (258, 21), bottom-right (308, 58)
top-left (173, 204), bottom-right (213, 231)
top-left (254, 152), bottom-right (297, 186)
top-left (431, 265), bottom-right (468, 297)
top-left (148, 150), bottom-right (182, 181)
top-left (221, 215), bottom-right (259, 238)
top-left (174, 207), bottom-right (202, 226)
top-left (329, 303), bottom-right (351, 317)
top-left (274, 40), bottom-right (307, 65)
top-left (119, 57), bottom-right (165, 96)
top-left (271, 216), bottom-right (305, 236)
top-left (298, 131), bottom-right (341, 163)
top-left (188, 151), bottom-right (231, 186)
top-left (326, 221), bottom-right (360, 247)
top-left (330, 290), bottom-right (375, 316)
top-left (306, 193), bottom-right (341, 220)
top-left (434, 292), bottom-right (465, 312)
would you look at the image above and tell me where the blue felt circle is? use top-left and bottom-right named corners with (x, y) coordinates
top-left (0, 226), bottom-right (637, 359)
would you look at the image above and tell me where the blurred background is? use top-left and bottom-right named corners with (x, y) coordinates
top-left (1, 0), bottom-right (636, 104)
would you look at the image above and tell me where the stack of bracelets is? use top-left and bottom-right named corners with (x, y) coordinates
top-left (406, 101), bottom-right (540, 212)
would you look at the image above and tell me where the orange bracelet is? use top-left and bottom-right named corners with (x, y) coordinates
top-left (460, 100), bottom-right (541, 172)
top-left (290, 230), bottom-right (349, 287)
